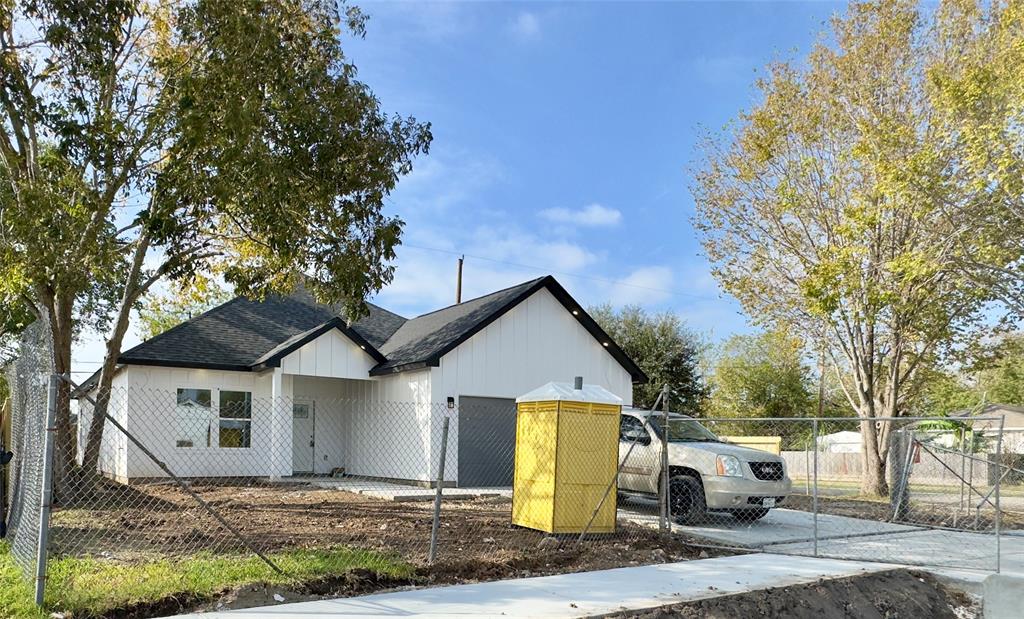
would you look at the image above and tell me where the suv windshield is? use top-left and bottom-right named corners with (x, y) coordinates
top-left (648, 416), bottom-right (721, 443)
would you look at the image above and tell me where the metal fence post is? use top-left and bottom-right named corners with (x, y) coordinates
top-left (995, 415), bottom-right (1004, 574)
top-left (429, 416), bottom-right (451, 564)
top-left (34, 374), bottom-right (58, 607)
top-left (659, 385), bottom-right (670, 533)
top-left (812, 418), bottom-right (819, 558)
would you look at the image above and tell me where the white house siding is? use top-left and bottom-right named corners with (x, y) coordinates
top-left (430, 287), bottom-right (635, 483)
top-left (78, 383), bottom-right (129, 481)
top-left (330, 370), bottom-right (435, 483)
top-left (280, 329), bottom-right (376, 379)
top-left (113, 365), bottom-right (286, 479)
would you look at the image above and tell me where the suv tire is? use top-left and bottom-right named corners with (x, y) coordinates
top-left (729, 508), bottom-right (770, 522)
top-left (668, 475), bottom-right (705, 525)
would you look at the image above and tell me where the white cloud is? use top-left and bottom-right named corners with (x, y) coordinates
top-left (539, 203), bottom-right (622, 227)
top-left (607, 266), bottom-right (674, 306)
top-left (511, 12), bottom-right (540, 38)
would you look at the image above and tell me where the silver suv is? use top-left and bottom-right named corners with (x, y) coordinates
top-left (617, 408), bottom-right (792, 523)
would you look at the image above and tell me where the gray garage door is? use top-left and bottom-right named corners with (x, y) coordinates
top-left (458, 396), bottom-right (517, 487)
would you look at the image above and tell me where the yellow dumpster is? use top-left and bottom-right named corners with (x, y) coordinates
top-left (511, 380), bottom-right (622, 534)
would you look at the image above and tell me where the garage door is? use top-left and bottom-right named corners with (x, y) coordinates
top-left (458, 396), bottom-right (517, 487)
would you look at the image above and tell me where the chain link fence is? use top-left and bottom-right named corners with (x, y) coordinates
top-left (3, 319), bottom-right (54, 599)
top-left (4, 359), bottom-right (1023, 611)
top-left (613, 414), bottom-right (1013, 572)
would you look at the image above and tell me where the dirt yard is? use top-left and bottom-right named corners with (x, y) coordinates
top-left (52, 479), bottom-right (717, 567)
top-left (605, 569), bottom-right (980, 619)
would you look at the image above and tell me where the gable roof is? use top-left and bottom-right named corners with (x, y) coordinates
top-left (371, 276), bottom-right (646, 382)
top-left (105, 275), bottom-right (646, 385)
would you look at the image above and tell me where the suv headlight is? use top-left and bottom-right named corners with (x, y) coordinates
top-left (716, 454), bottom-right (743, 477)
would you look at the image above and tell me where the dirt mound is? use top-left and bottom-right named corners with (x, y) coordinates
top-left (604, 570), bottom-right (979, 619)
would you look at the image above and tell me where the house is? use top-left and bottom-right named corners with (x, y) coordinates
top-left (75, 276), bottom-right (647, 486)
top-left (951, 403), bottom-right (1024, 454)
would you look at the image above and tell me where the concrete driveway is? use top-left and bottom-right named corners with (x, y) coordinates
top-left (617, 498), bottom-right (1020, 574)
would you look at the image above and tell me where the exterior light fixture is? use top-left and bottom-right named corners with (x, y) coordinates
top-left (603, 342), bottom-right (609, 347)
top-left (572, 310), bottom-right (579, 315)
top-left (447, 396), bottom-right (455, 409)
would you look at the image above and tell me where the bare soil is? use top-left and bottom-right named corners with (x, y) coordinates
top-left (53, 480), bottom-right (714, 566)
top-left (601, 569), bottom-right (980, 619)
top-left (51, 479), bottom-right (733, 618)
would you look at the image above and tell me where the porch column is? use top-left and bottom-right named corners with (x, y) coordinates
top-left (269, 367), bottom-right (292, 479)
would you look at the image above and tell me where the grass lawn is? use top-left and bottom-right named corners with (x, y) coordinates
top-left (1, 541), bottom-right (413, 619)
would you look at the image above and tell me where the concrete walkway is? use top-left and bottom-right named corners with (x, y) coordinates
top-left (307, 479), bottom-right (512, 502)
top-left (174, 554), bottom-right (893, 618)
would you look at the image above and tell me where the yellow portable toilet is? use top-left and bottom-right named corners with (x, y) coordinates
top-left (511, 378), bottom-right (622, 534)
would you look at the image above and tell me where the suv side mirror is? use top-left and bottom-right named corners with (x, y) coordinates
top-left (0, 450), bottom-right (12, 466)
top-left (621, 432), bottom-right (651, 446)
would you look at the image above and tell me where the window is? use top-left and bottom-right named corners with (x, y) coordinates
top-left (648, 416), bottom-right (721, 443)
top-left (176, 388), bottom-right (212, 448)
top-left (292, 402), bottom-right (311, 419)
top-left (619, 415), bottom-right (650, 444)
top-left (219, 390), bottom-right (252, 448)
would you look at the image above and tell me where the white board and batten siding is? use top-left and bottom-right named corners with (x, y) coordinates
top-left (431, 288), bottom-right (634, 405)
top-left (279, 329), bottom-right (376, 380)
top-left (109, 365), bottom-right (286, 479)
top-left (430, 287), bottom-right (635, 482)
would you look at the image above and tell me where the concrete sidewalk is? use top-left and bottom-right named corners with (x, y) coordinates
top-left (174, 554), bottom-right (893, 618)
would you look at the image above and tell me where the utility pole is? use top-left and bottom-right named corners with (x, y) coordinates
top-left (455, 255), bottom-right (464, 304)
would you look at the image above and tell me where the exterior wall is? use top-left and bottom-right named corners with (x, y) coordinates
top-left (430, 287), bottom-right (635, 484)
top-left (280, 329), bottom-right (376, 379)
top-left (336, 370), bottom-right (435, 483)
top-left (116, 365), bottom-right (287, 479)
top-left (77, 381), bottom-right (129, 481)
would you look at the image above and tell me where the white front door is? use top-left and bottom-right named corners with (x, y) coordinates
top-left (292, 401), bottom-right (315, 474)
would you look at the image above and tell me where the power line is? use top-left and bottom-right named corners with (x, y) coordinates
top-left (400, 243), bottom-right (724, 303)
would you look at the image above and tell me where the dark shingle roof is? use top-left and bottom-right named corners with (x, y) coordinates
top-left (118, 295), bottom-right (401, 370)
top-left (107, 275), bottom-right (646, 384)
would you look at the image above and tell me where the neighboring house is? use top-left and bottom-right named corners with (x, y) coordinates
top-left (951, 403), bottom-right (1024, 454)
top-left (75, 276), bottom-right (646, 486)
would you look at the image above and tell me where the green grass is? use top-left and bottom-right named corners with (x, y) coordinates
top-left (1, 542), bottom-right (413, 619)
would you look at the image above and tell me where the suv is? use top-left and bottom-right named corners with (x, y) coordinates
top-left (617, 408), bottom-right (792, 523)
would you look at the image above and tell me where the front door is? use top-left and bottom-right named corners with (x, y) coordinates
top-left (291, 400), bottom-right (315, 474)
top-left (458, 396), bottom-right (516, 487)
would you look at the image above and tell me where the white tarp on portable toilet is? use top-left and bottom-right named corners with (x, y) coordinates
top-left (516, 381), bottom-right (623, 405)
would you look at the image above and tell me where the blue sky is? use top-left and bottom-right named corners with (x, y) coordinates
top-left (72, 0), bottom-right (845, 374)
top-left (349, 0), bottom-right (841, 334)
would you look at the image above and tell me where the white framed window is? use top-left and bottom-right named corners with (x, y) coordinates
top-left (219, 390), bottom-right (252, 448)
top-left (176, 388), bottom-right (212, 448)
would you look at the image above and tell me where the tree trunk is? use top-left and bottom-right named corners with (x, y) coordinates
top-left (46, 295), bottom-right (76, 501)
top-left (859, 416), bottom-right (889, 496)
top-left (82, 235), bottom-right (152, 473)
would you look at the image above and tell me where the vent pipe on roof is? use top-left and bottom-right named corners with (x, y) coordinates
top-left (574, 376), bottom-right (583, 390)
top-left (456, 255), bottom-right (464, 304)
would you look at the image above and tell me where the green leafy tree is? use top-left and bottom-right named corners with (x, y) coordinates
top-left (0, 0), bottom-right (431, 479)
top-left (136, 276), bottom-right (233, 340)
top-left (974, 334), bottom-right (1024, 406)
top-left (693, 0), bottom-right (1022, 495)
top-left (707, 329), bottom-right (813, 419)
top-left (589, 304), bottom-right (707, 411)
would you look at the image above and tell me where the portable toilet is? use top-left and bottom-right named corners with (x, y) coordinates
top-left (511, 378), bottom-right (622, 534)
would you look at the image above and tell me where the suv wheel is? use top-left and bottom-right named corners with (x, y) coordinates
top-left (668, 475), bottom-right (705, 524)
top-left (729, 508), bottom-right (770, 523)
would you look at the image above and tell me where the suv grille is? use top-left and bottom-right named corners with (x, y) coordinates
top-left (750, 461), bottom-right (784, 481)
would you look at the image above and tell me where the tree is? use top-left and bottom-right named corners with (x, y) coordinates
top-left (693, 0), bottom-right (1022, 495)
top-left (136, 276), bottom-right (232, 340)
top-left (706, 328), bottom-right (814, 420)
top-left (0, 1), bottom-right (431, 482)
top-left (974, 334), bottom-right (1024, 405)
top-left (589, 304), bottom-right (707, 411)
